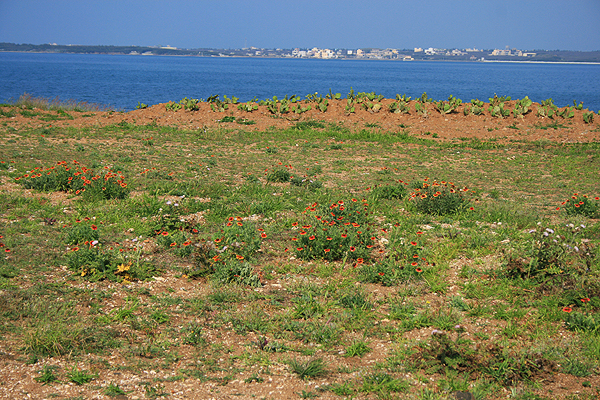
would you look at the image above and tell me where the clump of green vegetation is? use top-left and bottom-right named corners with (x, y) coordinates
top-left (409, 179), bottom-right (473, 215)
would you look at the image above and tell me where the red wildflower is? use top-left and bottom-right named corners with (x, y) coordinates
top-left (91, 224), bottom-right (97, 230)
top-left (562, 307), bottom-right (572, 313)
top-left (581, 298), bottom-right (591, 303)
top-left (416, 268), bottom-right (423, 273)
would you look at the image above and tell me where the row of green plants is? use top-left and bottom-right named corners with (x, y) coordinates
top-left (152, 91), bottom-right (599, 123)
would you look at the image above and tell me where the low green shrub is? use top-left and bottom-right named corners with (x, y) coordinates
top-left (560, 193), bottom-right (600, 218)
top-left (409, 179), bottom-right (473, 215)
top-left (290, 199), bottom-right (375, 262)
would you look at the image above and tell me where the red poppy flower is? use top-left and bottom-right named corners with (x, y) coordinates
top-left (410, 241), bottom-right (417, 246)
top-left (161, 231), bottom-right (169, 236)
top-left (416, 268), bottom-right (423, 273)
top-left (237, 222), bottom-right (243, 226)
top-left (562, 307), bottom-right (572, 313)
top-left (308, 235), bottom-right (316, 240)
top-left (300, 231), bottom-right (307, 235)
top-left (91, 224), bottom-right (97, 230)
top-left (411, 262), bottom-right (418, 266)
top-left (261, 232), bottom-right (267, 238)
top-left (350, 246), bottom-right (356, 252)
top-left (341, 234), bottom-right (347, 238)
top-left (324, 249), bottom-right (330, 253)
top-left (581, 298), bottom-right (591, 303)
top-left (297, 247), bottom-right (304, 251)
top-left (292, 237), bottom-right (298, 241)
top-left (214, 238), bottom-right (222, 243)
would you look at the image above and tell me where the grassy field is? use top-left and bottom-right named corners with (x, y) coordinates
top-left (1, 111), bottom-right (600, 399)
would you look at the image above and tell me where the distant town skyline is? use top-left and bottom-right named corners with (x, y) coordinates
top-left (1, 0), bottom-right (599, 52)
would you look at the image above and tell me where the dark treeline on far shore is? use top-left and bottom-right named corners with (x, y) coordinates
top-left (1, 42), bottom-right (599, 63)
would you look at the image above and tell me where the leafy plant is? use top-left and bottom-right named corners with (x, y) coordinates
top-left (488, 95), bottom-right (511, 118)
top-left (35, 365), bottom-right (60, 385)
top-left (306, 93), bottom-right (329, 112)
top-left (537, 98), bottom-right (558, 118)
top-left (207, 94), bottom-right (238, 112)
top-left (464, 99), bottom-right (485, 116)
top-left (237, 101), bottom-right (258, 112)
top-left (326, 89), bottom-right (341, 100)
top-left (290, 199), bottom-right (375, 262)
top-left (287, 358), bottom-right (327, 380)
top-left (583, 111), bottom-right (595, 124)
top-left (415, 102), bottom-right (428, 116)
top-left (165, 101), bottom-right (182, 111)
top-left (266, 167), bottom-right (291, 182)
top-left (104, 382), bottom-right (127, 397)
top-left (369, 182), bottom-right (408, 200)
top-left (135, 102), bottom-right (148, 109)
top-left (344, 340), bottom-right (371, 357)
top-left (213, 260), bottom-right (262, 287)
top-left (512, 96), bottom-right (532, 117)
top-left (409, 179), bottom-right (473, 215)
top-left (435, 95), bottom-right (462, 114)
top-left (557, 106), bottom-right (575, 119)
top-left (561, 193), bottom-right (599, 218)
top-left (504, 224), bottom-right (594, 282)
top-left (68, 365), bottom-right (97, 385)
top-left (388, 94), bottom-right (411, 114)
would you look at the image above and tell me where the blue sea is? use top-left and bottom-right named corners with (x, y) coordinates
top-left (1, 52), bottom-right (600, 112)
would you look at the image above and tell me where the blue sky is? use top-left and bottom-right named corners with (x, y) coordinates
top-left (1, 0), bottom-right (599, 51)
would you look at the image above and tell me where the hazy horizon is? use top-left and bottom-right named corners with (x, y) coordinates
top-left (1, 0), bottom-right (599, 52)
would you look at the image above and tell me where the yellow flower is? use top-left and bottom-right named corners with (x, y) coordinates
top-left (117, 263), bottom-right (131, 273)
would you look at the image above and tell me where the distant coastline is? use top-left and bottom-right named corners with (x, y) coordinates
top-left (1, 42), bottom-right (600, 63)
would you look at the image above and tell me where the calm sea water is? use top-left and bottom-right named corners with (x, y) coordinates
top-left (1, 52), bottom-right (600, 112)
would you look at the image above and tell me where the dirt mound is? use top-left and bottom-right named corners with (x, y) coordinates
top-left (2, 98), bottom-right (599, 143)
